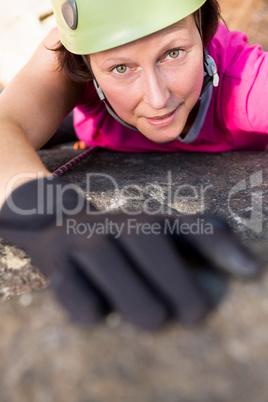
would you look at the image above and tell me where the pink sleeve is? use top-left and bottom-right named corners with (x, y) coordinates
top-left (208, 24), bottom-right (268, 136)
top-left (246, 50), bottom-right (268, 133)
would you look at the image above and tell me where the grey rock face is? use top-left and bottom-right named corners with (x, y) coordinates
top-left (1, 149), bottom-right (268, 402)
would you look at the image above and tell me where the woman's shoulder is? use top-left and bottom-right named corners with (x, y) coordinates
top-left (208, 24), bottom-right (268, 133)
top-left (207, 23), bottom-right (266, 78)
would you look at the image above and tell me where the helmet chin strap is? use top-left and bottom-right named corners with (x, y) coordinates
top-left (93, 79), bottom-right (140, 131)
top-left (82, 55), bottom-right (139, 131)
top-left (198, 8), bottom-right (219, 92)
top-left (82, 10), bottom-right (219, 133)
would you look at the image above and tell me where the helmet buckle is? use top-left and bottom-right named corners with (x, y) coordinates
top-left (204, 53), bottom-right (219, 87)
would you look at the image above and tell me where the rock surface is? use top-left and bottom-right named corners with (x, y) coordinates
top-left (1, 149), bottom-right (268, 402)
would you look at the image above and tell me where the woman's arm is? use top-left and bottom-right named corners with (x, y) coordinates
top-left (0, 29), bottom-right (85, 206)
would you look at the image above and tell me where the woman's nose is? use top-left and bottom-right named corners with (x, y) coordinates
top-left (142, 69), bottom-right (170, 110)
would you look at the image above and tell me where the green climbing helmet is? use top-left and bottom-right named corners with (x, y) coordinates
top-left (51, 0), bottom-right (207, 55)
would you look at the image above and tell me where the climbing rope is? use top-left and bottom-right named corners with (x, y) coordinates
top-left (52, 146), bottom-right (98, 177)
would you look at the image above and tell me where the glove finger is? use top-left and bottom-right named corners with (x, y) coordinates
top-left (189, 265), bottom-right (228, 307)
top-left (50, 257), bottom-right (110, 325)
top-left (117, 230), bottom-right (210, 325)
top-left (70, 236), bottom-right (169, 331)
top-left (0, 178), bottom-right (83, 231)
top-left (173, 216), bottom-right (261, 279)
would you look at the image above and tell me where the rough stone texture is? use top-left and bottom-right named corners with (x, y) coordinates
top-left (1, 149), bottom-right (268, 402)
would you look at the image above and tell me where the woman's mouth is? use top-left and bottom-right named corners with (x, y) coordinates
top-left (144, 107), bottom-right (179, 127)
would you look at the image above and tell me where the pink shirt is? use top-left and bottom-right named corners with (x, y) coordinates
top-left (74, 23), bottom-right (268, 152)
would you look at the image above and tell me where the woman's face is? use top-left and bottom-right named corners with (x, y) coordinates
top-left (90, 15), bottom-right (204, 143)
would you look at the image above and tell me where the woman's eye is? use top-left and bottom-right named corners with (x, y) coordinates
top-left (112, 65), bottom-right (129, 74)
top-left (166, 49), bottom-right (182, 60)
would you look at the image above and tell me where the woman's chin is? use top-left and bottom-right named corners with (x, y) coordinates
top-left (139, 129), bottom-right (182, 144)
top-left (137, 119), bottom-right (186, 144)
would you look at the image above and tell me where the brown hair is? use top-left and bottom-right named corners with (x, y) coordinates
top-left (53, 0), bottom-right (222, 83)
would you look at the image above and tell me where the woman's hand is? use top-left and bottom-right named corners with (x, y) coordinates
top-left (0, 178), bottom-right (261, 330)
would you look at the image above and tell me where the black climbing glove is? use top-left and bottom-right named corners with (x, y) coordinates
top-left (0, 178), bottom-right (261, 330)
